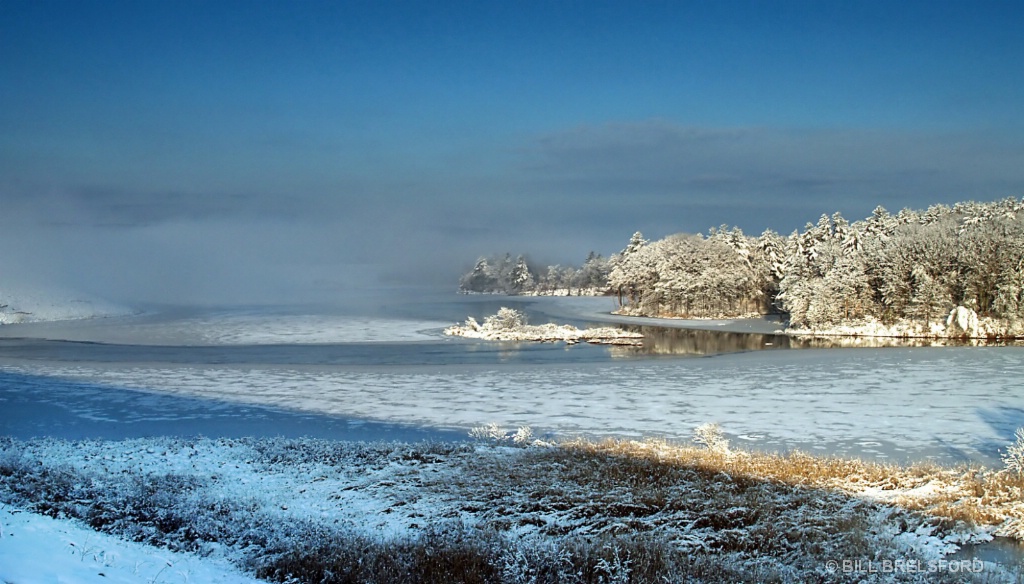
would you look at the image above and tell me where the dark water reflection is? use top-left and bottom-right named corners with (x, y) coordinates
top-left (603, 324), bottom-right (1024, 358)
top-left (612, 327), bottom-right (789, 357)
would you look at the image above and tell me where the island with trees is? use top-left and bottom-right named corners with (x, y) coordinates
top-left (444, 306), bottom-right (643, 345)
top-left (458, 197), bottom-right (1024, 339)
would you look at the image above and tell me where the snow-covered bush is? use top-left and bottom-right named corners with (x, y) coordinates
top-left (469, 423), bottom-right (536, 447)
top-left (1001, 427), bottom-right (1024, 476)
top-left (693, 423), bottom-right (730, 454)
top-left (483, 307), bottom-right (527, 331)
top-left (593, 544), bottom-right (632, 584)
top-left (512, 426), bottom-right (535, 445)
top-left (469, 422), bottom-right (507, 442)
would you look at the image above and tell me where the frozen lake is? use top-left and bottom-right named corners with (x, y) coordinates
top-left (1, 291), bottom-right (1023, 465)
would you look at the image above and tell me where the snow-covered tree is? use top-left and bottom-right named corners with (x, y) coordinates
top-left (460, 197), bottom-right (1024, 335)
top-left (509, 255), bottom-right (534, 292)
top-left (459, 257), bottom-right (497, 293)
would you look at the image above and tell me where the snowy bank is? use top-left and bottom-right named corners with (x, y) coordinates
top-left (444, 307), bottom-right (643, 345)
top-left (787, 306), bottom-right (1024, 341)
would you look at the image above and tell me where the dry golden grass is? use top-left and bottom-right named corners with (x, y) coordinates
top-left (549, 437), bottom-right (1024, 541)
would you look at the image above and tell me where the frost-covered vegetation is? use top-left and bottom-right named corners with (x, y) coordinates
top-left (444, 307), bottom-right (643, 345)
top-left (608, 228), bottom-right (780, 318)
top-left (611, 198), bottom-right (1024, 337)
top-left (467, 198), bottom-right (1024, 338)
top-left (459, 252), bottom-right (612, 296)
top-left (2, 433), bottom-right (1022, 583)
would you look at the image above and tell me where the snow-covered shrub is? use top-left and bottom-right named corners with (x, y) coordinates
top-left (499, 537), bottom-right (557, 584)
top-left (1001, 427), bottom-right (1024, 476)
top-left (693, 423), bottom-right (730, 454)
top-left (469, 423), bottom-right (507, 443)
top-left (594, 544), bottom-right (632, 584)
top-left (996, 517), bottom-right (1024, 541)
top-left (483, 307), bottom-right (527, 331)
top-left (469, 423), bottom-right (536, 447)
top-left (512, 426), bottom-right (534, 445)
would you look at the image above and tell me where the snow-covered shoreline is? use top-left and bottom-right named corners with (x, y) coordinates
top-left (786, 306), bottom-right (1024, 341)
top-left (589, 300), bottom-right (1023, 343)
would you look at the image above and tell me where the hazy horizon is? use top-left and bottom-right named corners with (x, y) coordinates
top-left (3, 1), bottom-right (1023, 306)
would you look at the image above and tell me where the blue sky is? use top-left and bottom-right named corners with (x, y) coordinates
top-left (2, 1), bottom-right (1023, 302)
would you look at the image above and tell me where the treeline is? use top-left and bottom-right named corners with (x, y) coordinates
top-left (458, 198), bottom-right (1024, 336)
top-left (610, 198), bottom-right (1024, 336)
top-left (458, 252), bottom-right (612, 295)
top-left (777, 199), bottom-right (1024, 332)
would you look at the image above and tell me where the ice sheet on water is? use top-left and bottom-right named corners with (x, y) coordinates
top-left (148, 311), bottom-right (451, 344)
top-left (6, 346), bottom-right (1023, 465)
top-left (0, 306), bottom-right (451, 345)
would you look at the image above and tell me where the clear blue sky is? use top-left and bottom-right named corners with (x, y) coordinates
top-left (2, 1), bottom-right (1023, 302)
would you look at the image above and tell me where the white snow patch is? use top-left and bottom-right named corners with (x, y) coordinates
top-left (0, 506), bottom-right (261, 584)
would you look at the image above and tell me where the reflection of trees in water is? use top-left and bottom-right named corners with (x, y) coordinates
top-left (616, 326), bottom-right (791, 356)
top-left (609, 325), bottom-right (1024, 357)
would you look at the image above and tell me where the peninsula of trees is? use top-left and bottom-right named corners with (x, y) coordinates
top-left (458, 252), bottom-right (612, 296)
top-left (458, 198), bottom-right (1024, 339)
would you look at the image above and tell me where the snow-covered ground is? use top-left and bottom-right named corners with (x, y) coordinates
top-left (0, 505), bottom-right (261, 584)
top-left (2, 436), bottom-right (1016, 583)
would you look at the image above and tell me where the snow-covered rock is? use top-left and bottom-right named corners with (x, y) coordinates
top-left (947, 305), bottom-right (980, 337)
